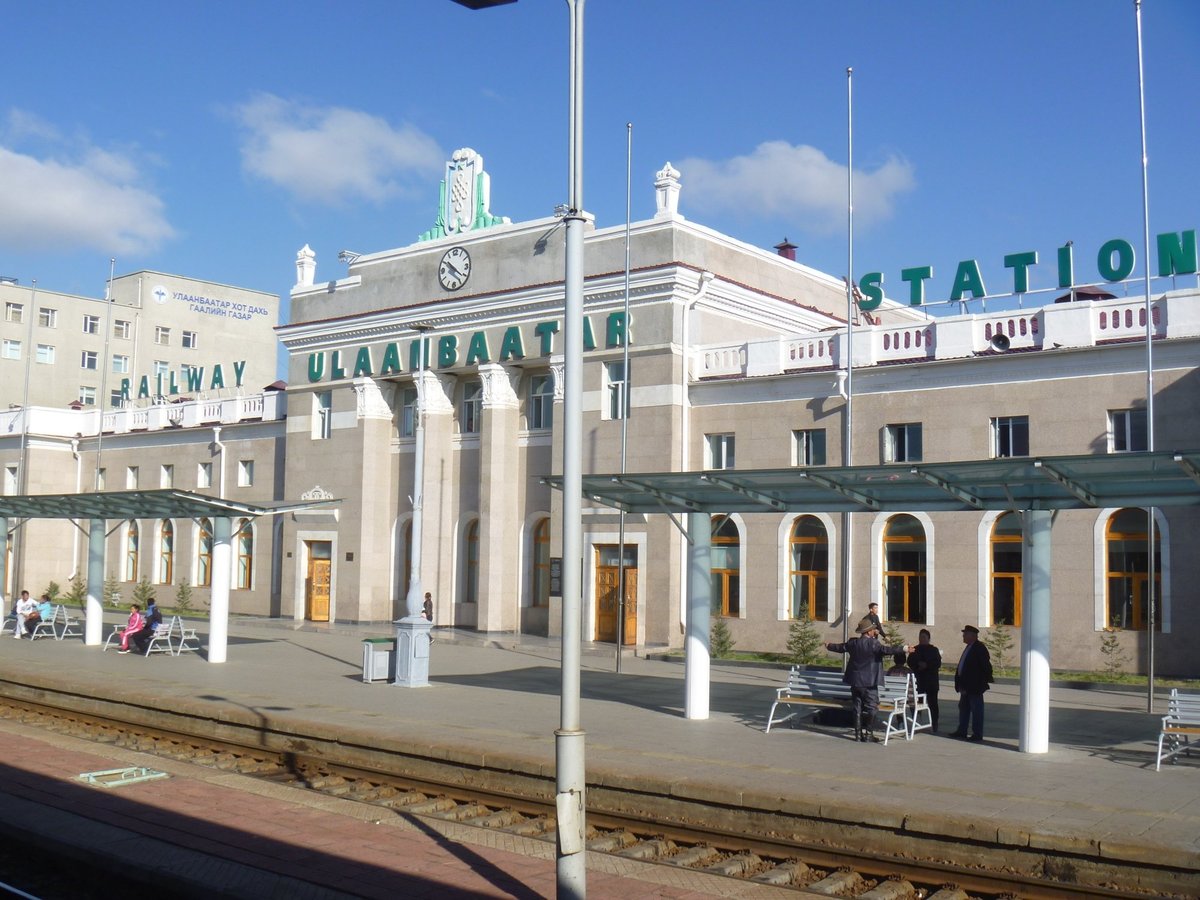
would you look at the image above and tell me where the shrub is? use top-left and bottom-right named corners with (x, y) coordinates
top-left (174, 578), bottom-right (194, 612)
top-left (40, 580), bottom-right (61, 602)
top-left (64, 573), bottom-right (87, 608)
top-left (786, 610), bottom-right (824, 666)
top-left (103, 575), bottom-right (122, 608)
top-left (131, 577), bottom-right (156, 608)
top-left (983, 623), bottom-right (1015, 670)
top-left (881, 620), bottom-right (905, 650)
top-left (1099, 628), bottom-right (1129, 679)
top-left (710, 618), bottom-right (736, 659)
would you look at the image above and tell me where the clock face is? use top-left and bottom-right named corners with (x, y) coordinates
top-left (438, 246), bottom-right (472, 291)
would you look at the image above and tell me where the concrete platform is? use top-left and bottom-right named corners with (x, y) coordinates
top-left (1, 615), bottom-right (1197, 895)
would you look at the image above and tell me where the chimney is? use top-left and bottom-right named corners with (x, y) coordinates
top-left (774, 237), bottom-right (797, 261)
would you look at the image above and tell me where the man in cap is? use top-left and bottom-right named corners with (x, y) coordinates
top-left (950, 624), bottom-right (993, 742)
top-left (825, 618), bottom-right (909, 742)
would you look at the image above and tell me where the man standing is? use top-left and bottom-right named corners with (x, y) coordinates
top-left (825, 619), bottom-right (909, 743)
top-left (950, 624), bottom-right (993, 742)
top-left (907, 628), bottom-right (942, 732)
top-left (865, 602), bottom-right (883, 635)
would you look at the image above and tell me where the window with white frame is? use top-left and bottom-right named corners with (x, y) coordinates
top-left (80, 350), bottom-right (98, 370)
top-left (180, 363), bottom-right (195, 384)
top-left (78, 386), bottom-right (96, 406)
top-left (160, 464), bottom-right (174, 488)
top-left (1109, 408), bottom-right (1147, 453)
top-left (992, 415), bottom-right (1029, 458)
top-left (35, 344), bottom-right (54, 364)
top-left (399, 388), bottom-right (417, 438)
top-left (884, 423), bottom-right (923, 463)
top-left (793, 428), bottom-right (827, 466)
top-left (4, 302), bottom-right (22, 323)
top-left (113, 319), bottom-right (131, 339)
top-left (197, 462), bottom-right (212, 489)
top-left (126, 465), bottom-right (139, 489)
top-left (109, 389), bottom-right (124, 407)
top-left (153, 359), bottom-right (169, 378)
top-left (237, 459), bottom-right (254, 487)
top-left (112, 354), bottom-right (129, 374)
top-left (604, 361), bottom-right (629, 420)
top-left (5, 465), bottom-right (19, 494)
top-left (38, 307), bottom-right (57, 328)
top-left (82, 314), bottom-right (101, 334)
top-left (182, 330), bottom-right (198, 349)
top-left (460, 380), bottom-right (482, 434)
top-left (154, 326), bottom-right (170, 345)
top-left (2, 339), bottom-right (20, 360)
top-left (313, 390), bottom-right (332, 440)
top-left (705, 433), bottom-right (735, 469)
top-left (529, 374), bottom-right (553, 430)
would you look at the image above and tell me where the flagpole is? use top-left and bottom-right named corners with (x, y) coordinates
top-left (1134, 0), bottom-right (1156, 713)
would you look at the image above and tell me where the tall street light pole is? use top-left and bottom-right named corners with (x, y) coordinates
top-left (451, 1), bottom-right (587, 895)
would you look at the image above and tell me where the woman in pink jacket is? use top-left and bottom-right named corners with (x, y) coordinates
top-left (117, 604), bottom-right (145, 654)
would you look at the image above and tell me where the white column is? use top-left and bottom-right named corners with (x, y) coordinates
top-left (85, 519), bottom-right (105, 645)
top-left (685, 511), bottom-right (711, 719)
top-left (1019, 509), bottom-right (1052, 753)
top-left (208, 516), bottom-right (232, 663)
top-left (0, 517), bottom-right (7, 609)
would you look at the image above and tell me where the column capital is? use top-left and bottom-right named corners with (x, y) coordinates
top-left (479, 362), bottom-right (519, 409)
top-left (352, 377), bottom-right (395, 420)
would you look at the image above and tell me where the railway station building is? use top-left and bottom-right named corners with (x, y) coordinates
top-left (1, 149), bottom-right (1197, 676)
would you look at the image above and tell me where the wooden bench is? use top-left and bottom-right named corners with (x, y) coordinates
top-left (766, 668), bottom-right (919, 744)
top-left (1157, 689), bottom-right (1200, 771)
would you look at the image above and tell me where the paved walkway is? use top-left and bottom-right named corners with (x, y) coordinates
top-left (0, 615), bottom-right (1197, 896)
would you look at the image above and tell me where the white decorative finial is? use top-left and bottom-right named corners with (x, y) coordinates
top-left (654, 162), bottom-right (682, 220)
top-left (295, 244), bottom-right (316, 287)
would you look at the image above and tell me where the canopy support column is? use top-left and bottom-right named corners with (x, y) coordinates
top-left (1019, 509), bottom-right (1052, 753)
top-left (85, 519), bottom-right (105, 645)
top-left (685, 511), bottom-right (711, 719)
top-left (208, 516), bottom-right (232, 663)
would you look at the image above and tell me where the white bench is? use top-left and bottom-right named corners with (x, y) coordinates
top-left (165, 615), bottom-right (201, 656)
top-left (1157, 689), bottom-right (1200, 771)
top-left (31, 605), bottom-right (82, 641)
top-left (28, 613), bottom-right (58, 641)
top-left (0, 613), bottom-right (16, 637)
top-left (144, 621), bottom-right (174, 656)
top-left (766, 668), bottom-right (919, 744)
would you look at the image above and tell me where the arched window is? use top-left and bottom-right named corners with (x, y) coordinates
top-left (710, 515), bottom-right (740, 617)
top-left (236, 519), bottom-right (253, 590)
top-left (990, 512), bottom-right (1022, 626)
top-left (197, 518), bottom-right (213, 588)
top-left (158, 520), bottom-right (174, 585)
top-left (532, 518), bottom-right (550, 607)
top-left (463, 520), bottom-right (479, 604)
top-left (125, 521), bottom-right (139, 582)
top-left (1106, 508), bottom-right (1160, 630)
top-left (883, 514), bottom-right (926, 623)
top-left (789, 516), bottom-right (828, 620)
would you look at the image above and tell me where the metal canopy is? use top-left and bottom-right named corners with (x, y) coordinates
top-left (549, 450), bottom-right (1200, 514)
top-left (0, 489), bottom-right (333, 521)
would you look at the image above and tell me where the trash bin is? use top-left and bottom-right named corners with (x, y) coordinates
top-left (362, 637), bottom-right (395, 683)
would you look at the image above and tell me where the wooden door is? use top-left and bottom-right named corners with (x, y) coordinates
top-left (305, 541), bottom-right (332, 622)
top-left (594, 545), bottom-right (636, 645)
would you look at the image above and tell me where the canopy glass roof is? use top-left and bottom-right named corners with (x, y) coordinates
top-left (0, 490), bottom-right (333, 520)
top-left (550, 450), bottom-right (1200, 514)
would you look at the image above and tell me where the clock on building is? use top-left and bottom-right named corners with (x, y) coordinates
top-left (438, 247), bottom-right (472, 291)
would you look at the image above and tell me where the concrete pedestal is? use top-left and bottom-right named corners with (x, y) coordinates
top-left (392, 616), bottom-right (432, 687)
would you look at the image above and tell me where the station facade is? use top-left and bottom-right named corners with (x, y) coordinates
top-left (1, 150), bottom-right (1196, 675)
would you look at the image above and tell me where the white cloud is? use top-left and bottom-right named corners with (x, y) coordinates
top-left (0, 143), bottom-right (175, 255)
top-left (678, 141), bottom-right (915, 234)
top-left (233, 93), bottom-right (444, 205)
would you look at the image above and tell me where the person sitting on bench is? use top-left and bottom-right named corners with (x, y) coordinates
top-left (131, 598), bottom-right (163, 654)
top-left (117, 604), bottom-right (145, 655)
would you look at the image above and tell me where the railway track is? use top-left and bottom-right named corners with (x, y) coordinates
top-left (0, 696), bottom-right (1185, 900)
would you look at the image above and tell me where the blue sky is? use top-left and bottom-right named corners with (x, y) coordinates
top-left (1, 1), bottom-right (1196, 318)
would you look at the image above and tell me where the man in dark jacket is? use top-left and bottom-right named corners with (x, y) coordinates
top-left (950, 624), bottom-right (993, 742)
top-left (825, 619), bottom-right (909, 742)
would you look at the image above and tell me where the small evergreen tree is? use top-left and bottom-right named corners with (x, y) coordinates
top-left (881, 620), bottom-right (905, 650)
top-left (1099, 628), bottom-right (1129, 679)
top-left (131, 577), bottom-right (156, 608)
top-left (103, 574), bottom-right (122, 608)
top-left (710, 618), bottom-right (735, 659)
top-left (174, 578), bottom-right (194, 613)
top-left (40, 580), bottom-right (62, 602)
top-left (786, 610), bottom-right (824, 666)
top-left (64, 573), bottom-right (87, 609)
top-left (983, 623), bottom-right (1015, 671)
